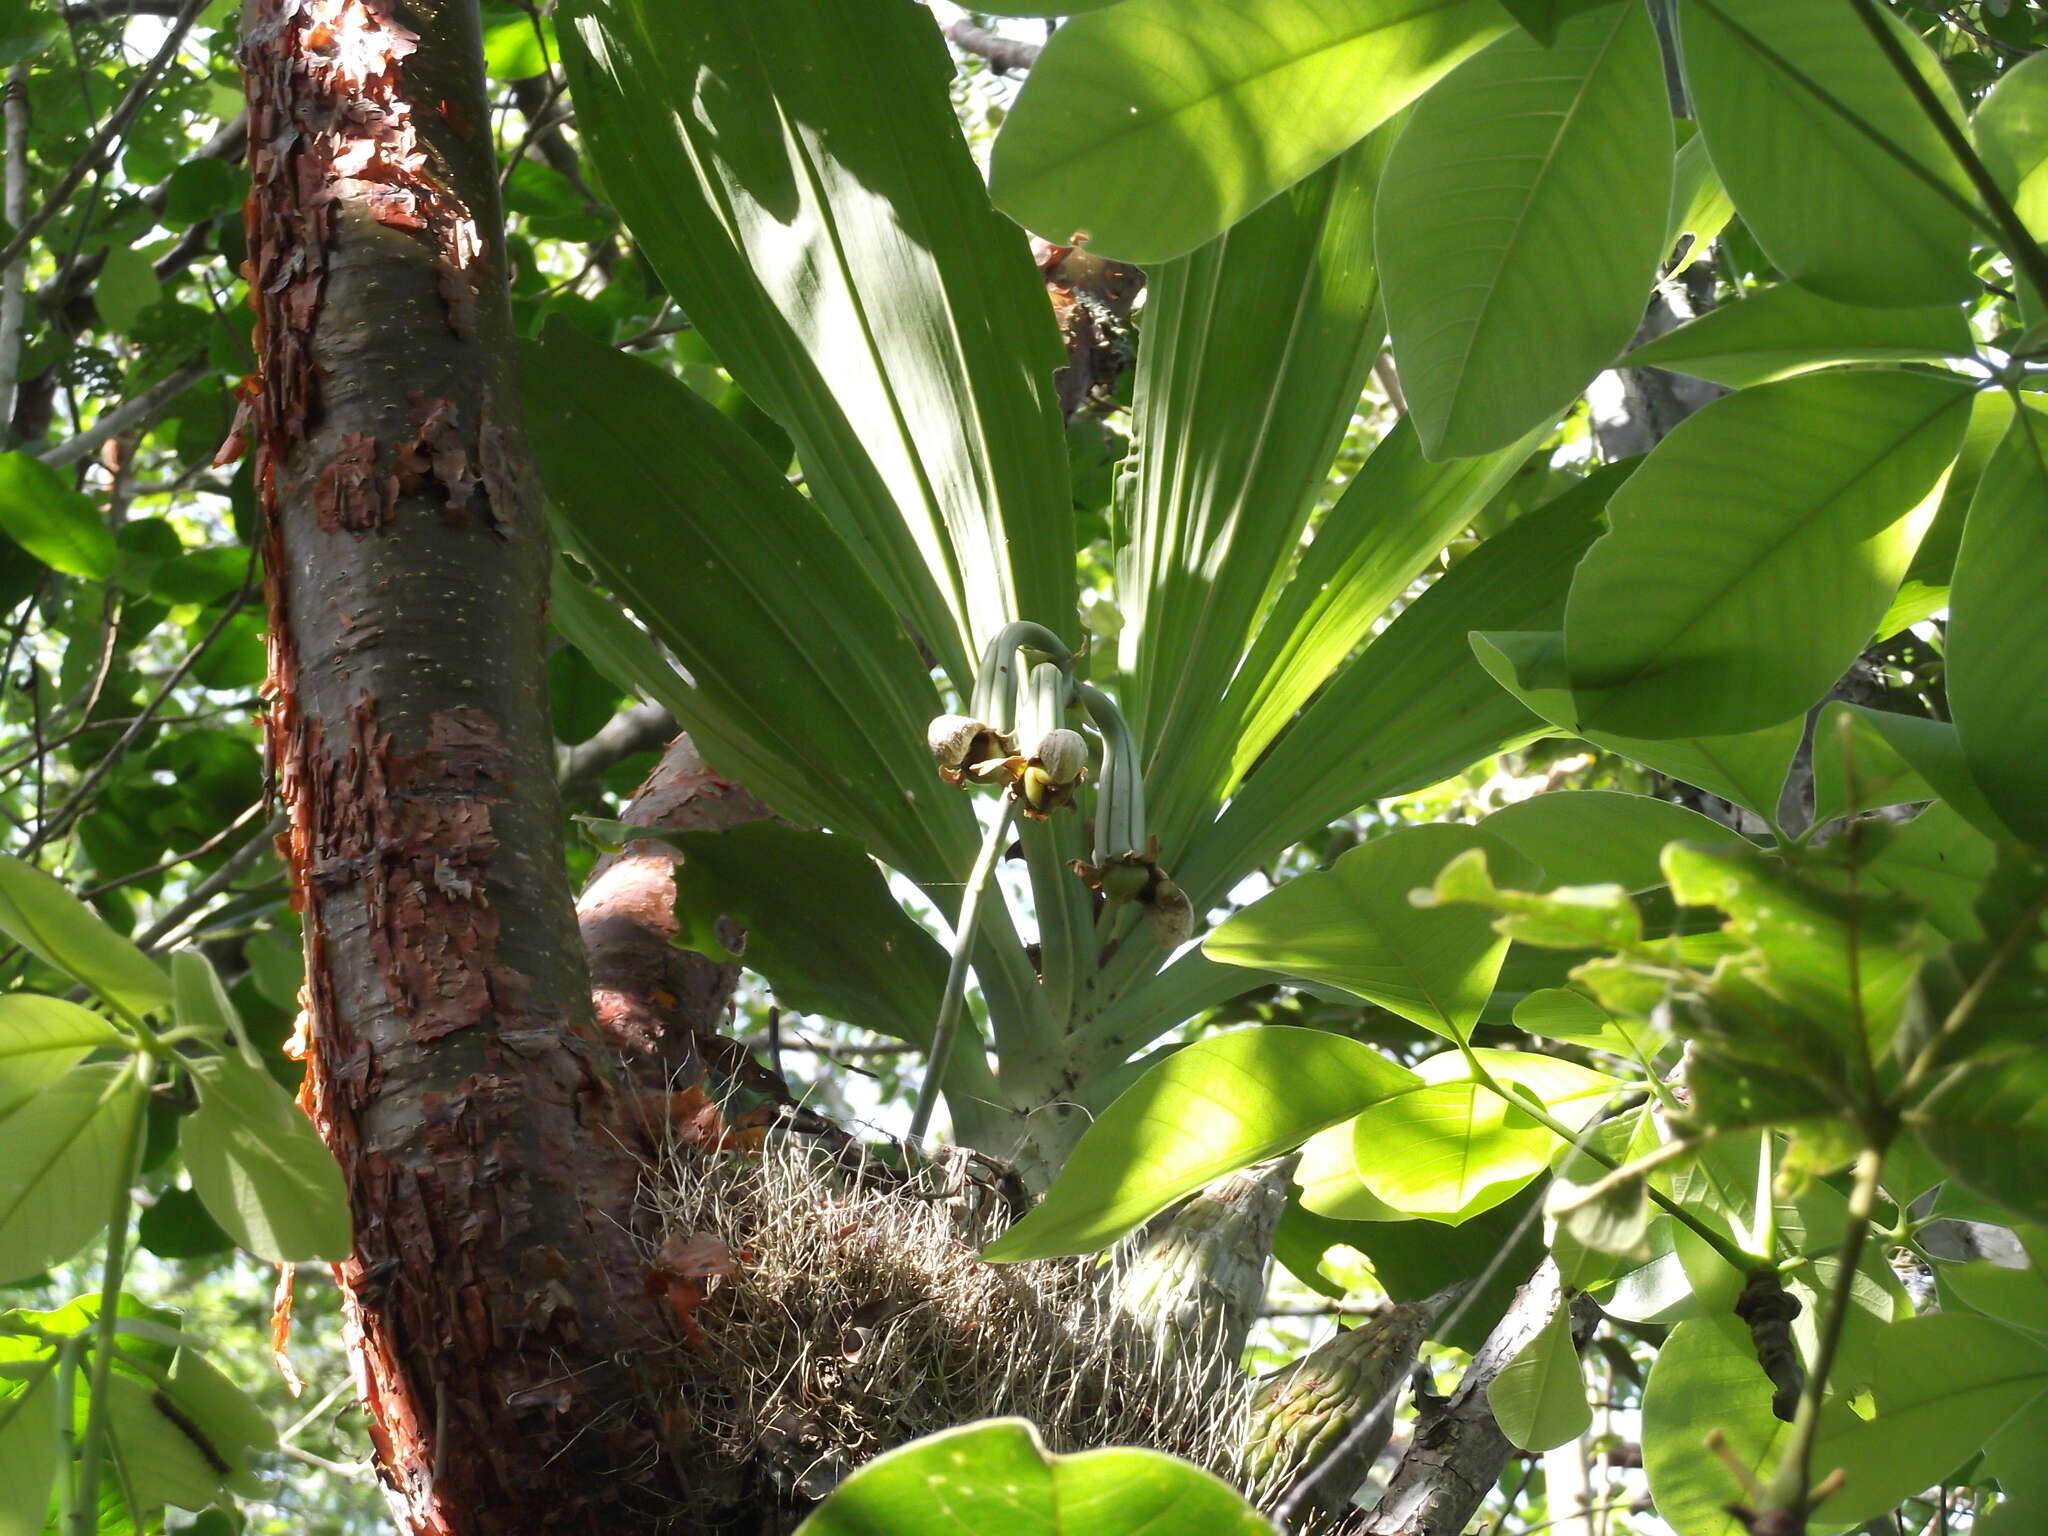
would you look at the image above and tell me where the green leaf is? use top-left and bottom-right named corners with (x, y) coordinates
top-left (102, 1374), bottom-right (227, 1514)
top-left (1496, 0), bottom-right (1620, 45)
top-left (1818, 703), bottom-right (2007, 841)
top-left (1480, 790), bottom-right (1744, 894)
top-left (0, 856), bottom-right (171, 1021)
top-left (1949, 403), bottom-right (2048, 844)
top-left (0, 1355), bottom-right (57, 1536)
top-left (988, 0), bottom-right (1510, 264)
top-left (1914, 1054), bottom-right (2048, 1224)
top-left (1428, 847), bottom-right (1642, 951)
top-left (1666, 130), bottom-right (1735, 268)
top-left (559, 0), bottom-right (1073, 688)
top-left (1975, 51), bottom-right (2048, 257)
top-left (0, 452), bottom-right (116, 579)
top-left (982, 1026), bottom-right (1419, 1261)
top-left (1185, 466), bottom-right (1625, 911)
top-left (548, 558), bottom-right (699, 725)
top-left (1562, 369), bottom-right (1973, 738)
top-left (1476, 633), bottom-right (1811, 823)
top-left (1114, 134), bottom-right (1398, 856)
top-left (1379, 3), bottom-right (1671, 457)
top-left (136, 1186), bottom-right (235, 1261)
top-left (1205, 825), bottom-right (1541, 1040)
top-left (1487, 1302), bottom-right (1591, 1452)
top-left (1940, 1259), bottom-right (2048, 1338)
top-left (180, 1047), bottom-right (350, 1263)
top-left (1908, 388), bottom-right (2017, 596)
top-left (1811, 1314), bottom-right (2048, 1527)
top-left (1678, 0), bottom-right (1977, 307)
top-left (0, 995), bottom-right (124, 1123)
top-left (1513, 988), bottom-right (1652, 1056)
top-left (1664, 841), bottom-right (1932, 1060)
top-left (94, 248), bottom-right (162, 335)
top-left (793, 1418), bottom-right (1275, 1536)
top-left (1217, 417), bottom-right (1544, 796)
top-left (1348, 1048), bottom-right (1619, 1219)
top-left (526, 326), bottom-right (967, 885)
top-left (1620, 283), bottom-right (1972, 388)
top-left (1642, 1317), bottom-right (1797, 1536)
top-left (1865, 802), bottom-right (1998, 943)
top-left (0, 1063), bottom-right (144, 1284)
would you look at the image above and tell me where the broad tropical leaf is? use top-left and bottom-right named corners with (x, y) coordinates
top-left (1678, 0), bottom-right (1976, 307)
top-left (0, 995), bottom-right (123, 1121)
top-left (1378, 3), bottom-right (1672, 458)
top-left (560, 0), bottom-right (1073, 686)
top-left (1206, 825), bottom-right (1540, 1040)
top-left (1562, 370), bottom-right (1972, 738)
top-left (1480, 790), bottom-right (1744, 893)
top-left (0, 453), bottom-right (116, 578)
top-left (1621, 284), bottom-right (1972, 389)
top-left (1472, 630), bottom-right (1808, 823)
top-left (1488, 1303), bottom-right (1591, 1451)
top-left (797, 1420), bottom-right (1275, 1536)
top-left (1976, 50), bottom-right (2048, 275)
top-left (181, 1047), bottom-right (351, 1263)
top-left (0, 855), bottom-right (170, 1021)
top-left (989, 0), bottom-right (1511, 263)
top-left (1948, 403), bottom-right (2048, 843)
top-left (983, 1027), bottom-right (1419, 1261)
top-left (1347, 1049), bottom-right (1620, 1218)
top-left (0, 1063), bottom-right (144, 1283)
top-left (526, 325), bottom-right (971, 884)
top-left (1812, 1314), bottom-right (2048, 1527)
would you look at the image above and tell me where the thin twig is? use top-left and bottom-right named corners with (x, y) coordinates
top-left (38, 362), bottom-right (210, 468)
top-left (0, 0), bottom-right (209, 274)
top-left (134, 810), bottom-right (285, 952)
top-left (0, 62), bottom-right (29, 445)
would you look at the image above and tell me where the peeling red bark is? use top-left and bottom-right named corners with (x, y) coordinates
top-left (237, 2), bottom-right (679, 1531)
top-left (576, 732), bottom-right (771, 1102)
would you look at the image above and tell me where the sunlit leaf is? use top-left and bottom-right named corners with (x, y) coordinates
top-left (795, 1418), bottom-right (1275, 1535)
top-left (1207, 825), bottom-right (1540, 1040)
top-left (983, 1027), bottom-right (1419, 1262)
top-left (0, 1064), bottom-right (144, 1284)
top-left (181, 1046), bottom-right (350, 1263)
top-left (1380, 3), bottom-right (1671, 457)
top-left (1487, 1303), bottom-right (1591, 1451)
top-left (0, 452), bottom-right (116, 579)
top-left (0, 855), bottom-right (171, 1021)
top-left (1562, 370), bottom-right (1972, 738)
top-left (989, 0), bottom-right (1510, 263)
top-left (1620, 283), bottom-right (1971, 388)
top-left (1948, 403), bottom-right (2048, 844)
top-left (1679, 0), bottom-right (1977, 307)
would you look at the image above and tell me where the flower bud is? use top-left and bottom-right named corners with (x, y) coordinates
top-left (927, 713), bottom-right (1011, 786)
top-left (1033, 728), bottom-right (1088, 787)
top-left (1143, 875), bottom-right (1194, 949)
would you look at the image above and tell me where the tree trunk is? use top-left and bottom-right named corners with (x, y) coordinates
top-left (237, 2), bottom-right (679, 1529)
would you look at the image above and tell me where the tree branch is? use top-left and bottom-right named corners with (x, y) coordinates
top-left (576, 730), bottom-right (771, 1100)
top-left (555, 699), bottom-right (677, 799)
top-left (941, 18), bottom-right (1041, 73)
top-left (1361, 1262), bottom-right (1591, 1536)
top-left (37, 361), bottom-right (208, 468)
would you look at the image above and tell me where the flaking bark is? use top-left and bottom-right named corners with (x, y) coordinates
top-left (234, 3), bottom-right (679, 1529)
